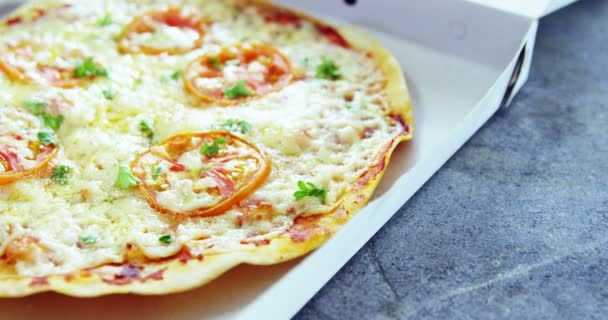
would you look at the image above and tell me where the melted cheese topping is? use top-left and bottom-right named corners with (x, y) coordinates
top-left (124, 16), bottom-right (201, 50)
top-left (0, 0), bottom-right (404, 277)
top-left (0, 108), bottom-right (42, 171)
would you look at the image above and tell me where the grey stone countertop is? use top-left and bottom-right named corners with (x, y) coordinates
top-left (296, 0), bottom-right (608, 319)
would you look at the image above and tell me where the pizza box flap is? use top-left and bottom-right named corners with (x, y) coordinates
top-left (466, 0), bottom-right (581, 18)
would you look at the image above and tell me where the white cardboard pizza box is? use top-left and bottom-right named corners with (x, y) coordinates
top-left (0, 0), bottom-right (581, 319)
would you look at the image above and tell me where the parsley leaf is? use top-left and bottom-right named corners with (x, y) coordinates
top-left (224, 81), bottom-right (251, 99)
top-left (209, 57), bottom-right (223, 70)
top-left (74, 57), bottom-right (108, 78)
top-left (52, 165), bottom-right (72, 185)
top-left (200, 138), bottom-right (226, 157)
top-left (170, 70), bottom-right (183, 80)
top-left (294, 181), bottom-right (327, 204)
top-left (114, 166), bottom-right (140, 190)
top-left (316, 58), bottom-right (341, 80)
top-left (40, 113), bottom-right (64, 130)
top-left (81, 236), bottom-right (97, 245)
top-left (24, 101), bottom-right (47, 114)
top-left (102, 89), bottom-right (117, 100)
top-left (37, 130), bottom-right (57, 146)
top-left (138, 120), bottom-right (154, 141)
top-left (24, 101), bottom-right (64, 130)
top-left (159, 234), bottom-right (173, 245)
top-left (218, 119), bottom-right (252, 134)
top-left (97, 14), bottom-right (112, 27)
top-left (152, 166), bottom-right (162, 179)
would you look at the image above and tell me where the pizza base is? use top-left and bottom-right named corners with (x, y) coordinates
top-left (0, 1), bottom-right (413, 297)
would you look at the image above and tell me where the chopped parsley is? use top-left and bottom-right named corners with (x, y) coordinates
top-left (209, 57), bottom-right (223, 70)
top-left (81, 236), bottom-right (97, 245)
top-left (97, 14), bottom-right (112, 27)
top-left (170, 70), bottom-right (183, 80)
top-left (159, 234), bottom-right (173, 245)
top-left (224, 81), bottom-right (251, 99)
top-left (114, 166), bottom-right (140, 190)
top-left (37, 130), bottom-right (57, 146)
top-left (102, 89), bottom-right (117, 100)
top-left (218, 119), bottom-right (252, 134)
top-left (52, 165), bottom-right (72, 185)
top-left (138, 120), bottom-right (154, 141)
top-left (151, 166), bottom-right (162, 179)
top-left (294, 181), bottom-right (327, 204)
top-left (316, 58), bottom-right (341, 80)
top-left (200, 138), bottom-right (226, 157)
top-left (24, 101), bottom-right (64, 130)
top-left (40, 113), bottom-right (64, 130)
top-left (74, 57), bottom-right (108, 78)
top-left (24, 101), bottom-right (47, 114)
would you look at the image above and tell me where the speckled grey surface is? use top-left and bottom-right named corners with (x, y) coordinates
top-left (296, 0), bottom-right (608, 319)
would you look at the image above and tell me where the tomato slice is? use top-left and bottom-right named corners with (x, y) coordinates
top-left (4, 4), bottom-right (72, 27)
top-left (0, 42), bottom-right (103, 88)
top-left (131, 131), bottom-right (271, 217)
top-left (184, 44), bottom-right (293, 106)
top-left (0, 108), bottom-right (58, 185)
top-left (118, 7), bottom-right (206, 55)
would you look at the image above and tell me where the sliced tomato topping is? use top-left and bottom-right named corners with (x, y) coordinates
top-left (0, 108), bottom-right (58, 185)
top-left (118, 7), bottom-right (206, 55)
top-left (264, 9), bottom-right (302, 27)
top-left (0, 42), bottom-right (104, 88)
top-left (315, 24), bottom-right (351, 48)
top-left (184, 44), bottom-right (293, 105)
top-left (260, 6), bottom-right (349, 48)
top-left (4, 4), bottom-right (71, 27)
top-left (0, 145), bottom-right (21, 172)
top-left (131, 131), bottom-right (271, 217)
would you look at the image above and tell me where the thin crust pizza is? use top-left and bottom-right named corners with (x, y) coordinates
top-left (0, 0), bottom-right (413, 297)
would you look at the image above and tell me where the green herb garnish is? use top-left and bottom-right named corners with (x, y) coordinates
top-left (170, 70), bottom-right (183, 80)
top-left (200, 138), bottom-right (226, 157)
top-left (114, 166), bottom-right (140, 190)
top-left (209, 57), bottom-right (223, 70)
top-left (159, 234), bottom-right (173, 245)
top-left (37, 130), bottom-right (57, 146)
top-left (218, 119), bottom-right (252, 134)
top-left (24, 101), bottom-right (47, 114)
top-left (74, 57), bottom-right (108, 78)
top-left (97, 14), bottom-right (112, 27)
top-left (81, 236), bottom-right (97, 245)
top-left (138, 120), bottom-right (154, 141)
top-left (24, 101), bottom-right (64, 130)
top-left (40, 114), bottom-right (64, 130)
top-left (52, 165), bottom-right (72, 185)
top-left (102, 89), bottom-right (117, 100)
top-left (294, 181), bottom-right (327, 204)
top-left (152, 166), bottom-right (162, 179)
top-left (224, 81), bottom-right (251, 99)
top-left (316, 58), bottom-right (341, 80)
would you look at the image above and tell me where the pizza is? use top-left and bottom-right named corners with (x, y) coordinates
top-left (0, 0), bottom-right (413, 297)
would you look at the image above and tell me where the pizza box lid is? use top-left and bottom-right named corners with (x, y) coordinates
top-left (0, 0), bottom-right (581, 319)
top-left (466, 0), bottom-right (581, 18)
